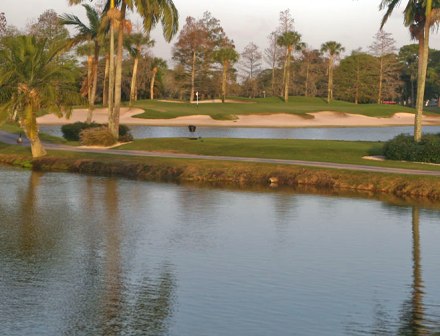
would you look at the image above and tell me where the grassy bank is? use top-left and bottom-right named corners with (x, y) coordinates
top-left (1, 142), bottom-right (440, 200)
top-left (132, 96), bottom-right (417, 120)
top-left (118, 138), bottom-right (440, 171)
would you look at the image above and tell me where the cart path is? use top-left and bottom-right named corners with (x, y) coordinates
top-left (1, 131), bottom-right (440, 177)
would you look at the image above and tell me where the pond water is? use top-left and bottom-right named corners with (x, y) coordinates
top-left (1, 166), bottom-right (440, 335)
top-left (39, 125), bottom-right (440, 142)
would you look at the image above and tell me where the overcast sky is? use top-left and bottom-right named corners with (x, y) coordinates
top-left (3, 0), bottom-right (440, 64)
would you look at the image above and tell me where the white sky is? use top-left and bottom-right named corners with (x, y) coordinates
top-left (2, 0), bottom-right (440, 65)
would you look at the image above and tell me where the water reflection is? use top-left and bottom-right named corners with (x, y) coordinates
top-left (398, 206), bottom-right (427, 335)
top-left (1, 167), bottom-right (440, 335)
top-left (102, 179), bottom-right (123, 335)
top-left (0, 170), bottom-right (176, 336)
top-left (18, 172), bottom-right (42, 256)
top-left (39, 125), bottom-right (440, 141)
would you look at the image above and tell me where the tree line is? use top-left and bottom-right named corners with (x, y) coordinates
top-left (0, 1), bottom-right (440, 157)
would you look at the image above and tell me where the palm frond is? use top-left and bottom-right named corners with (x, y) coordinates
top-left (380, 0), bottom-right (403, 29)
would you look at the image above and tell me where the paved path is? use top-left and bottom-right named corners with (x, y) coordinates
top-left (1, 131), bottom-right (440, 177)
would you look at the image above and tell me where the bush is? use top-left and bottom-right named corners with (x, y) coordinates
top-left (118, 124), bottom-right (133, 142)
top-left (61, 122), bottom-right (133, 142)
top-left (383, 133), bottom-right (440, 163)
top-left (61, 122), bottom-right (100, 141)
top-left (79, 127), bottom-right (117, 147)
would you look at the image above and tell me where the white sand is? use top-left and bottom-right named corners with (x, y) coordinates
top-left (37, 107), bottom-right (440, 128)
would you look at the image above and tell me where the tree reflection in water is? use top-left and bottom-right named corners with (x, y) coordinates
top-left (100, 179), bottom-right (176, 336)
top-left (398, 206), bottom-right (428, 336)
top-left (11, 173), bottom-right (177, 335)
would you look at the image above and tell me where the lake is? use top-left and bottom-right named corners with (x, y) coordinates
top-left (1, 166), bottom-right (440, 335)
top-left (39, 125), bottom-right (440, 142)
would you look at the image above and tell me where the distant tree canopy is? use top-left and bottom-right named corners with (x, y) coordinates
top-left (334, 51), bottom-right (377, 104)
top-left (1, 6), bottom-right (440, 109)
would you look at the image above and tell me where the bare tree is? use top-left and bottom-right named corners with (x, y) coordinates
top-left (240, 42), bottom-right (262, 79)
top-left (300, 48), bottom-right (324, 97)
top-left (240, 42), bottom-right (262, 98)
top-left (27, 9), bottom-right (69, 42)
top-left (264, 31), bottom-right (282, 96)
top-left (277, 9), bottom-right (295, 95)
top-left (278, 9), bottom-right (294, 34)
top-left (369, 30), bottom-right (400, 104)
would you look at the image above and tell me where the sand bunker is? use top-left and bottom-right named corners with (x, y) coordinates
top-left (37, 108), bottom-right (440, 128)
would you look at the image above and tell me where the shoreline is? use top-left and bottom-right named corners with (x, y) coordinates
top-left (1, 152), bottom-right (440, 201)
top-left (37, 108), bottom-right (440, 128)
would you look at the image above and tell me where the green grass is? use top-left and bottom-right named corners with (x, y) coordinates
top-left (0, 123), bottom-right (21, 133)
top-left (0, 123), bottom-right (77, 145)
top-left (117, 137), bottom-right (440, 171)
top-left (1, 124), bottom-right (439, 173)
top-left (131, 96), bottom-right (417, 120)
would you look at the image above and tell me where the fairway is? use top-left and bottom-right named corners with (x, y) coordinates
top-left (117, 137), bottom-right (440, 172)
top-left (131, 96), bottom-right (418, 120)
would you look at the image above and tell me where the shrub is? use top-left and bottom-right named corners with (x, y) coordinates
top-left (61, 122), bottom-right (100, 141)
top-left (383, 133), bottom-right (440, 163)
top-left (118, 124), bottom-right (133, 142)
top-left (419, 134), bottom-right (440, 163)
top-left (79, 127), bottom-right (117, 147)
top-left (61, 122), bottom-right (133, 142)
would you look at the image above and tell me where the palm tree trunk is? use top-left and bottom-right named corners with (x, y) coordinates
top-left (414, 17), bottom-right (430, 142)
top-left (271, 66), bottom-right (275, 96)
top-left (327, 56), bottom-right (334, 103)
top-left (89, 42), bottom-right (100, 122)
top-left (86, 55), bottom-right (93, 123)
top-left (221, 61), bottom-right (228, 103)
top-left (190, 50), bottom-right (196, 103)
top-left (378, 56), bottom-right (383, 104)
top-left (129, 56), bottom-right (139, 106)
top-left (355, 64), bottom-right (360, 104)
top-left (103, 55), bottom-right (109, 107)
top-left (110, 3), bottom-right (126, 139)
top-left (281, 48), bottom-right (288, 96)
top-left (23, 105), bottom-right (46, 158)
top-left (305, 62), bottom-right (310, 97)
top-left (108, 28), bottom-right (115, 128)
top-left (150, 67), bottom-right (157, 100)
top-left (284, 50), bottom-right (291, 102)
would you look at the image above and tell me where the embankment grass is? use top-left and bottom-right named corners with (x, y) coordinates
top-left (1, 145), bottom-right (440, 200)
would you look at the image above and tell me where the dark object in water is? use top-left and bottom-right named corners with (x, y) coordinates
top-left (16, 133), bottom-right (23, 144)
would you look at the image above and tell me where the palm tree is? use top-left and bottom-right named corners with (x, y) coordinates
top-left (106, 0), bottom-right (179, 138)
top-left (60, 4), bottom-right (107, 123)
top-left (150, 57), bottom-right (167, 100)
top-left (277, 31), bottom-right (303, 102)
top-left (0, 36), bottom-right (79, 157)
top-left (214, 47), bottom-right (239, 103)
top-left (75, 42), bottom-right (95, 101)
top-left (69, 0), bottom-right (178, 137)
top-left (101, 39), bottom-right (111, 108)
top-left (68, 0), bottom-right (117, 136)
top-left (124, 32), bottom-right (155, 105)
top-left (321, 41), bottom-right (345, 103)
top-left (380, 0), bottom-right (440, 141)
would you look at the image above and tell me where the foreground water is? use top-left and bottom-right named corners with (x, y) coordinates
top-left (39, 125), bottom-right (440, 141)
top-left (1, 167), bottom-right (440, 335)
